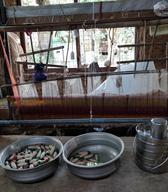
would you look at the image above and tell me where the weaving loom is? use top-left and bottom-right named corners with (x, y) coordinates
top-left (1, 25), bottom-right (168, 120)
top-left (7, 62), bottom-right (168, 120)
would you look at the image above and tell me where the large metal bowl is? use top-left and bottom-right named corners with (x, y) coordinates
top-left (0, 136), bottom-right (63, 183)
top-left (63, 132), bottom-right (124, 179)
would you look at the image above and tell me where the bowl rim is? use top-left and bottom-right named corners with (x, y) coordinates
top-left (62, 132), bottom-right (124, 169)
top-left (0, 136), bottom-right (63, 171)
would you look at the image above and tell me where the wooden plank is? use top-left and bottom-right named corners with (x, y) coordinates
top-left (1, 16), bottom-right (168, 32)
top-left (16, 61), bottom-right (66, 68)
top-left (6, 0), bottom-right (161, 18)
top-left (19, 46), bottom-right (64, 57)
top-left (5, 8), bottom-right (158, 26)
top-left (118, 42), bottom-right (167, 48)
top-left (6, 11), bottom-right (158, 26)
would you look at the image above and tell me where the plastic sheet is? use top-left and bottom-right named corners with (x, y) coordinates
top-left (64, 78), bottom-right (84, 96)
top-left (160, 69), bottom-right (168, 92)
top-left (90, 62), bottom-right (160, 96)
top-left (87, 76), bottom-right (102, 94)
top-left (42, 81), bottom-right (60, 98)
top-left (18, 84), bottom-right (38, 98)
top-left (154, 0), bottom-right (168, 17)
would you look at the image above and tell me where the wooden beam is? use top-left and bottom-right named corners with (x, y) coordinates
top-left (117, 57), bottom-right (168, 64)
top-left (6, 1), bottom-right (161, 19)
top-left (1, 69), bottom-right (160, 88)
top-left (5, 11), bottom-right (160, 26)
top-left (118, 42), bottom-right (167, 48)
top-left (16, 61), bottom-right (66, 68)
top-left (19, 46), bottom-right (64, 57)
top-left (1, 17), bottom-right (168, 32)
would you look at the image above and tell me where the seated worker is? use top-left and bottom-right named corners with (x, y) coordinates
top-left (88, 61), bottom-right (100, 72)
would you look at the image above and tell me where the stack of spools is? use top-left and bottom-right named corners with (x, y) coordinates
top-left (135, 118), bottom-right (168, 173)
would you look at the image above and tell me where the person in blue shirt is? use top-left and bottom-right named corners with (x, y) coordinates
top-left (33, 63), bottom-right (47, 82)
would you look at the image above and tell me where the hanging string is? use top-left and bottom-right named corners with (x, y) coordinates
top-left (65, 30), bottom-right (71, 68)
top-left (143, 20), bottom-right (146, 61)
top-left (134, 25), bottom-right (140, 78)
top-left (70, 31), bottom-right (75, 60)
top-left (116, 37), bottom-right (124, 94)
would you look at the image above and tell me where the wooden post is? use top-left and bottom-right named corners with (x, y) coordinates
top-left (74, 0), bottom-right (81, 68)
top-left (16, 0), bottom-right (26, 53)
top-left (0, 0), bottom-right (12, 96)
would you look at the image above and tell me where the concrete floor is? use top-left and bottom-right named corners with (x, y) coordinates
top-left (0, 136), bottom-right (168, 192)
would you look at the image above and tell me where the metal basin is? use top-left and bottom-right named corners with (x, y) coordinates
top-left (135, 123), bottom-right (168, 173)
top-left (0, 136), bottom-right (63, 183)
top-left (63, 132), bottom-right (124, 179)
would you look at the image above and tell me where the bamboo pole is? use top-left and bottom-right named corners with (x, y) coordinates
top-left (46, 31), bottom-right (53, 69)
top-left (117, 57), bottom-right (168, 64)
top-left (19, 46), bottom-right (64, 57)
top-left (29, 34), bottom-right (36, 63)
top-left (118, 42), bottom-right (167, 48)
top-left (16, 61), bottom-right (66, 68)
top-left (1, 18), bottom-right (168, 32)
